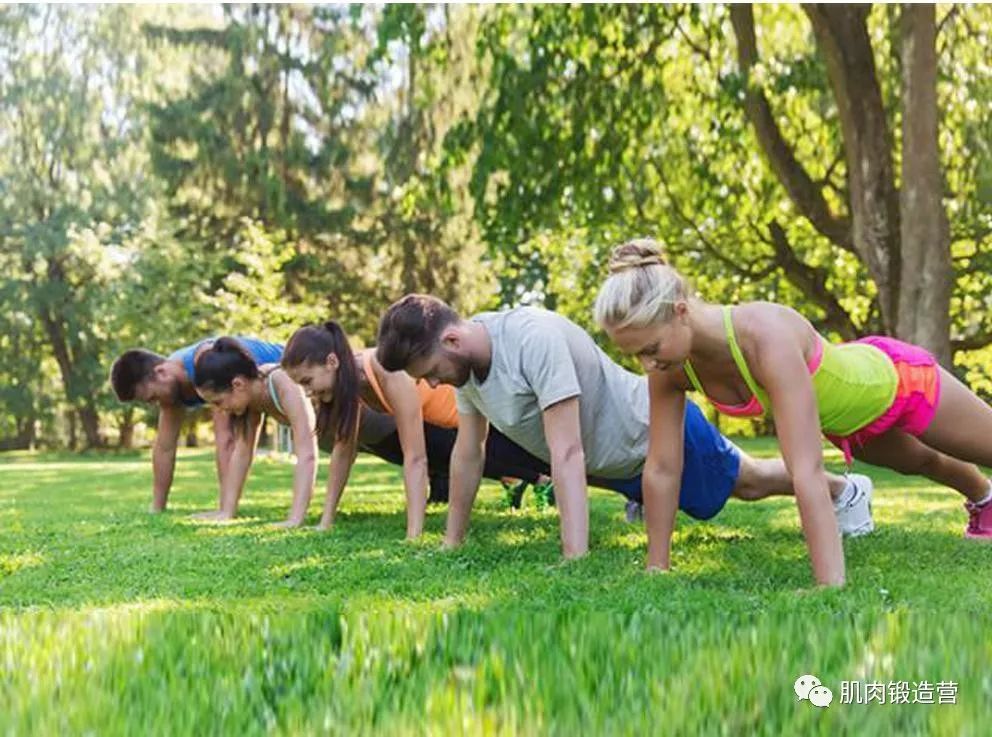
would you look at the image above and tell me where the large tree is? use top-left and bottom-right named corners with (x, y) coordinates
top-left (731, 4), bottom-right (953, 363)
top-left (354, 4), bottom-right (495, 316)
top-left (144, 4), bottom-right (382, 338)
top-left (0, 5), bottom-right (172, 447)
top-left (463, 4), bottom-right (992, 368)
top-left (148, 4), bottom-right (497, 341)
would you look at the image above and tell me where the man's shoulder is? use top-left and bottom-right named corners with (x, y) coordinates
top-left (475, 306), bottom-right (575, 337)
top-left (167, 337), bottom-right (211, 361)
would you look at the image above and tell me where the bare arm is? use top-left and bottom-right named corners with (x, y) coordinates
top-left (751, 321), bottom-right (844, 586)
top-left (212, 409), bottom-right (235, 503)
top-left (151, 404), bottom-right (185, 512)
top-left (276, 373), bottom-right (318, 527)
top-left (642, 370), bottom-right (686, 571)
top-left (444, 411), bottom-right (488, 548)
top-left (319, 431), bottom-right (359, 531)
top-left (540, 397), bottom-right (589, 559)
top-left (216, 412), bottom-right (262, 519)
top-left (379, 363), bottom-right (430, 539)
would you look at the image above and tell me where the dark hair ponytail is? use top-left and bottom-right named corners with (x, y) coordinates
top-left (194, 337), bottom-right (260, 391)
top-left (282, 321), bottom-right (359, 442)
top-left (194, 337), bottom-right (260, 437)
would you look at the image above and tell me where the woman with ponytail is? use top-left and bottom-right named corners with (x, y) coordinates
top-left (193, 337), bottom-right (318, 527)
top-left (282, 321), bottom-right (552, 538)
top-left (596, 238), bottom-right (992, 586)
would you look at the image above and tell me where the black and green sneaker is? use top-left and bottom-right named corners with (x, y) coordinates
top-left (532, 480), bottom-right (556, 510)
top-left (500, 479), bottom-right (529, 509)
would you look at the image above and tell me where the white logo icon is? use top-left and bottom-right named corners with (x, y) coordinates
top-left (795, 674), bottom-right (832, 708)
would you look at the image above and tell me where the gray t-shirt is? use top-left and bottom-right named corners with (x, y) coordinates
top-left (456, 307), bottom-right (649, 478)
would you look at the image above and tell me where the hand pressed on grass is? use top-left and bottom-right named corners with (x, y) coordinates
top-left (191, 509), bottom-right (233, 522)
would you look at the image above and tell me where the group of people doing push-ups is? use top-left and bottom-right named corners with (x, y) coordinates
top-left (111, 239), bottom-right (992, 586)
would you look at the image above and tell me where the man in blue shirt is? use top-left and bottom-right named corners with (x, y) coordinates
top-left (110, 337), bottom-right (283, 512)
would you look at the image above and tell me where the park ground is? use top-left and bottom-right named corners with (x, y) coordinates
top-left (1, 439), bottom-right (990, 735)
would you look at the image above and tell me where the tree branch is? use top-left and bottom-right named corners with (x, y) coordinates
top-left (952, 334), bottom-right (992, 352)
top-left (818, 150), bottom-right (845, 188)
top-left (802, 3), bottom-right (902, 332)
top-left (936, 5), bottom-right (961, 56)
top-left (765, 219), bottom-right (860, 339)
top-left (729, 4), bottom-right (855, 255)
top-left (673, 13), bottom-right (711, 63)
top-left (650, 155), bottom-right (777, 281)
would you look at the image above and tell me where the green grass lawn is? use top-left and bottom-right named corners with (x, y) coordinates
top-left (1, 440), bottom-right (990, 735)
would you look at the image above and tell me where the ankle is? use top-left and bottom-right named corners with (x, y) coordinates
top-left (971, 487), bottom-right (992, 508)
top-left (834, 478), bottom-right (856, 507)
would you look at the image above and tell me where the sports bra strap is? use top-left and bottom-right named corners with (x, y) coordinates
top-left (266, 371), bottom-right (286, 416)
top-left (723, 306), bottom-right (765, 404)
top-left (682, 359), bottom-right (705, 395)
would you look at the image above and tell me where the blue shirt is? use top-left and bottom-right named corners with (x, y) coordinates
top-left (168, 336), bottom-right (284, 408)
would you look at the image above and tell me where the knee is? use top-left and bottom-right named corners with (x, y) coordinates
top-left (734, 482), bottom-right (764, 501)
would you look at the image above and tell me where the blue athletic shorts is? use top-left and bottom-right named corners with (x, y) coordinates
top-left (590, 400), bottom-right (741, 520)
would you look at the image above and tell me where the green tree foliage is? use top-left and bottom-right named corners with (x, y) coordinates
top-left (0, 5), bottom-right (172, 447)
top-left (146, 4), bottom-right (497, 344)
top-left (356, 4), bottom-right (495, 318)
top-left (2, 4), bottom-right (991, 449)
top-left (144, 5), bottom-right (386, 342)
top-left (461, 4), bottom-right (992, 372)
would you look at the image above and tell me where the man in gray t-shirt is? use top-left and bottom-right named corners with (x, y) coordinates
top-left (376, 295), bottom-right (861, 561)
top-left (455, 307), bottom-right (648, 479)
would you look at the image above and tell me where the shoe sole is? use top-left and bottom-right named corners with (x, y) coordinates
top-left (844, 522), bottom-right (875, 538)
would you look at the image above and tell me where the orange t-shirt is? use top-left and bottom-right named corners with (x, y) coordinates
top-left (360, 351), bottom-right (459, 428)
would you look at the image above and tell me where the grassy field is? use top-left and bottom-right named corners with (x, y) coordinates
top-left (1, 440), bottom-right (990, 736)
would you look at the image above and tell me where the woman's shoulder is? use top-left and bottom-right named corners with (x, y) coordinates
top-left (736, 302), bottom-right (819, 366)
top-left (736, 301), bottom-right (807, 337)
top-left (356, 347), bottom-right (379, 378)
top-left (265, 366), bottom-right (300, 397)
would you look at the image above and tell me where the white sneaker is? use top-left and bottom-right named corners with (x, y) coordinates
top-left (834, 473), bottom-right (875, 537)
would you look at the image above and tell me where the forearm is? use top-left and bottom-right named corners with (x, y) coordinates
top-left (642, 467), bottom-right (681, 570)
top-left (218, 443), bottom-right (254, 517)
top-left (285, 452), bottom-right (317, 525)
top-left (320, 445), bottom-right (356, 528)
top-left (402, 453), bottom-right (429, 539)
top-left (151, 443), bottom-right (177, 511)
top-left (793, 469), bottom-right (845, 586)
top-left (445, 448), bottom-right (485, 546)
top-left (215, 438), bottom-right (234, 489)
top-left (549, 446), bottom-right (588, 559)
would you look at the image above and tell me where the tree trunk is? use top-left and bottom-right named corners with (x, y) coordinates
top-left (117, 407), bottom-right (135, 449)
top-left (77, 404), bottom-right (103, 450)
top-left (399, 29), bottom-right (421, 295)
top-left (0, 416), bottom-right (36, 451)
top-left (67, 409), bottom-right (78, 452)
top-left (19, 415), bottom-right (36, 450)
top-left (897, 4), bottom-right (953, 366)
top-left (184, 415), bottom-right (199, 448)
top-left (38, 291), bottom-right (105, 448)
top-left (401, 235), bottom-right (418, 294)
top-left (803, 4), bottom-right (903, 333)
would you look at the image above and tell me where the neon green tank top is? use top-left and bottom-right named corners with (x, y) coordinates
top-left (683, 307), bottom-right (898, 436)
